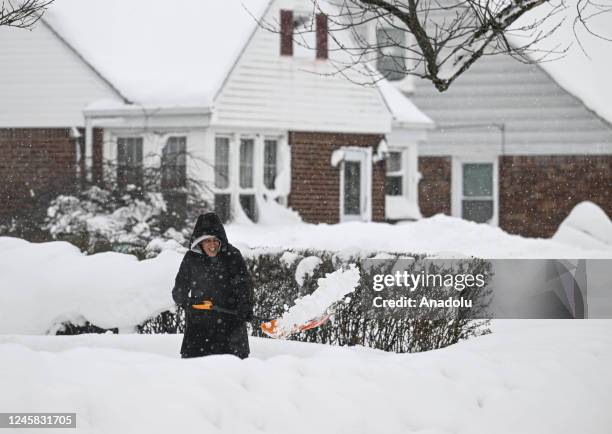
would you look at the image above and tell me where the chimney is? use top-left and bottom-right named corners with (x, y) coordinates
top-left (280, 9), bottom-right (293, 56)
top-left (316, 13), bottom-right (328, 59)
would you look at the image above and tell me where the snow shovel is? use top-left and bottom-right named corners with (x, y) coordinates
top-left (191, 301), bottom-right (331, 339)
top-left (260, 311), bottom-right (332, 339)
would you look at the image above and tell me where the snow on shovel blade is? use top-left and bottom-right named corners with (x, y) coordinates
top-left (261, 265), bottom-right (360, 339)
top-left (260, 312), bottom-right (331, 339)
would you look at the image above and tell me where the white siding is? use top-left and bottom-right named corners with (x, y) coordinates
top-left (410, 45), bottom-right (612, 156)
top-left (0, 21), bottom-right (121, 128)
top-left (213, 0), bottom-right (391, 134)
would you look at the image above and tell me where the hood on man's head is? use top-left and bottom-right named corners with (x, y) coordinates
top-left (189, 213), bottom-right (228, 254)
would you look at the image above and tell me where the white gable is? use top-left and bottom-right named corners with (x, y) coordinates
top-left (44, 0), bottom-right (271, 107)
top-left (213, 0), bottom-right (394, 134)
top-left (0, 22), bottom-right (120, 127)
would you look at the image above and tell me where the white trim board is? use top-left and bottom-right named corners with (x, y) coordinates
top-left (451, 156), bottom-right (499, 227)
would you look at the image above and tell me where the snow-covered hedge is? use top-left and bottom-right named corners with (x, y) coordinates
top-left (140, 250), bottom-right (491, 353)
top-left (44, 185), bottom-right (201, 257)
top-left (0, 237), bottom-right (490, 352)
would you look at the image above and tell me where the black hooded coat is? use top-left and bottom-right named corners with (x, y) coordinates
top-left (172, 213), bottom-right (254, 359)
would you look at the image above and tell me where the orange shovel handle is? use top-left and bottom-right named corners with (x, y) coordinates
top-left (192, 300), bottom-right (213, 310)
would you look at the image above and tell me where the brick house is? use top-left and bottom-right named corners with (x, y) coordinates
top-left (0, 0), bottom-right (432, 227)
top-left (410, 57), bottom-right (612, 238)
top-left (404, 5), bottom-right (612, 238)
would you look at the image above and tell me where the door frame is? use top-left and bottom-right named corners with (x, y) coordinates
top-left (339, 147), bottom-right (372, 222)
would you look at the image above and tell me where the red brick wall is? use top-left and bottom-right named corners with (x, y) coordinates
top-left (418, 156), bottom-right (451, 217)
top-left (499, 155), bottom-right (612, 237)
top-left (0, 128), bottom-right (77, 221)
top-left (288, 131), bottom-right (385, 223)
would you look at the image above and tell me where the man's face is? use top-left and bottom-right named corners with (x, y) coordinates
top-left (201, 238), bottom-right (220, 257)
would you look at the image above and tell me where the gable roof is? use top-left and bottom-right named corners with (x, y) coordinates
top-left (408, 0), bottom-right (612, 153)
top-left (43, 0), bottom-right (272, 107)
top-left (509, 0), bottom-right (612, 125)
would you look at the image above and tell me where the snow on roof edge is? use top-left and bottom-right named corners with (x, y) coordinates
top-left (508, 0), bottom-right (612, 126)
top-left (377, 78), bottom-right (435, 128)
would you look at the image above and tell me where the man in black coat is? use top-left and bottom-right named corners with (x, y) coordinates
top-left (172, 212), bottom-right (254, 359)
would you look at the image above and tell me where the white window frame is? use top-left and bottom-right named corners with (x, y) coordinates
top-left (385, 148), bottom-right (406, 197)
top-left (263, 137), bottom-right (279, 190)
top-left (212, 132), bottom-right (288, 222)
top-left (238, 136), bottom-right (256, 192)
top-left (451, 156), bottom-right (499, 226)
top-left (339, 147), bottom-right (372, 222)
top-left (162, 135), bottom-right (187, 189)
top-left (115, 135), bottom-right (144, 189)
top-left (214, 135), bottom-right (232, 191)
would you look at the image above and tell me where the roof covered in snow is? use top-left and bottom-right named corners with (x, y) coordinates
top-left (410, 0), bottom-right (612, 152)
top-left (377, 79), bottom-right (434, 127)
top-left (509, 0), bottom-right (612, 125)
top-left (43, 0), bottom-right (272, 107)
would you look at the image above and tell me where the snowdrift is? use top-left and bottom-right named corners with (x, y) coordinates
top-left (0, 320), bottom-right (610, 434)
top-left (228, 213), bottom-right (612, 259)
top-left (553, 201), bottom-right (612, 250)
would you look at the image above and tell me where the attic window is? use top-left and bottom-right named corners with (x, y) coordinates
top-left (280, 9), bottom-right (328, 59)
top-left (376, 27), bottom-right (406, 81)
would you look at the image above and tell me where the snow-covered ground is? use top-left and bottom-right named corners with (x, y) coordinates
top-left (227, 207), bottom-right (612, 259)
top-left (2, 206), bottom-right (611, 433)
top-left (1, 320), bottom-right (610, 434)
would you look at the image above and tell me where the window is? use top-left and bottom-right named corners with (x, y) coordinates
top-left (215, 137), bottom-right (230, 189)
top-left (385, 151), bottom-right (403, 196)
top-left (239, 138), bottom-right (254, 189)
top-left (240, 194), bottom-right (257, 221)
top-left (462, 163), bottom-right (494, 223)
top-left (161, 136), bottom-right (186, 189)
top-left (376, 27), bottom-right (406, 81)
top-left (117, 137), bottom-right (143, 189)
top-left (343, 161), bottom-right (362, 215)
top-left (215, 194), bottom-right (231, 223)
top-left (293, 11), bottom-right (316, 59)
top-left (264, 139), bottom-right (278, 189)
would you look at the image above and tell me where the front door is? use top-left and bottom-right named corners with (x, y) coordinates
top-left (340, 148), bottom-right (371, 222)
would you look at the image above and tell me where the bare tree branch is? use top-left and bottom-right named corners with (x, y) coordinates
top-left (0, 0), bottom-right (54, 29)
top-left (259, 0), bottom-right (611, 92)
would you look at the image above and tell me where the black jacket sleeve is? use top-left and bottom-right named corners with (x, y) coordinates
top-left (172, 253), bottom-right (191, 307)
top-left (228, 249), bottom-right (254, 322)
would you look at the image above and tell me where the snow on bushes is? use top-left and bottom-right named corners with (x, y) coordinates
top-left (0, 237), bottom-right (180, 335)
top-left (0, 237), bottom-right (490, 353)
top-left (295, 256), bottom-right (322, 286)
top-left (44, 185), bottom-right (194, 256)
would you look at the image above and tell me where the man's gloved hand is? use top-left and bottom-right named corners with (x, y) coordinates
top-left (192, 300), bottom-right (214, 310)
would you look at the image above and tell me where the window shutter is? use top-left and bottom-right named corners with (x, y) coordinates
top-left (280, 9), bottom-right (293, 56)
top-left (316, 13), bottom-right (328, 59)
